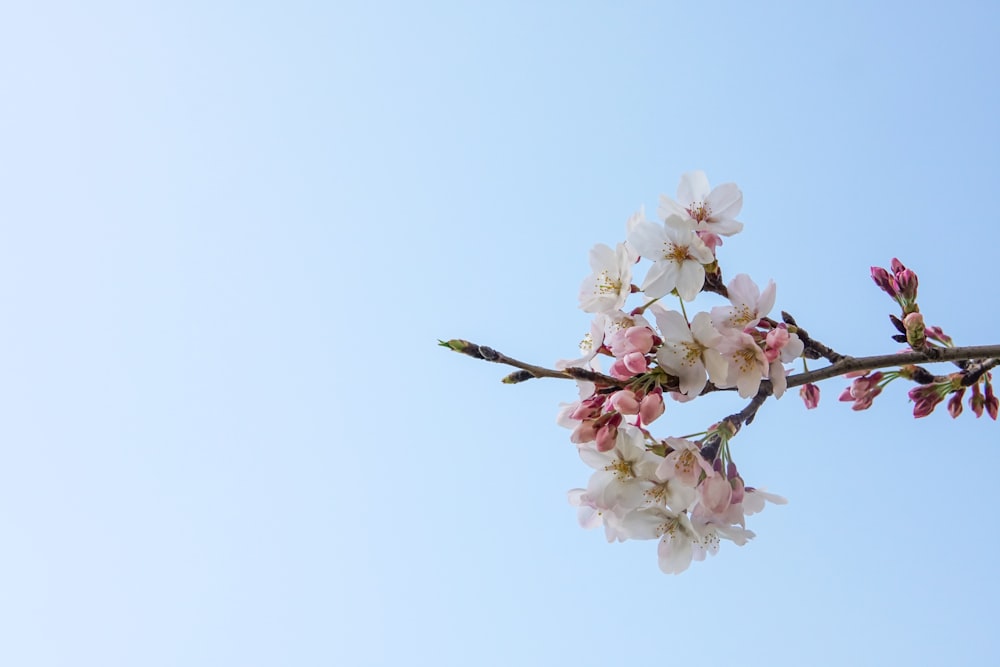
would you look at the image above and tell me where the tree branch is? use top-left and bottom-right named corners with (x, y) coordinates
top-left (784, 345), bottom-right (1000, 389)
top-left (442, 338), bottom-right (1000, 395)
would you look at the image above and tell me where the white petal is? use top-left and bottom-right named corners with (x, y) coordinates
top-left (706, 182), bottom-right (743, 219)
top-left (652, 307), bottom-right (691, 342)
top-left (735, 367), bottom-right (762, 398)
top-left (701, 218), bottom-right (744, 236)
top-left (641, 261), bottom-right (678, 299)
top-left (727, 274), bottom-right (759, 308)
top-left (579, 447), bottom-right (611, 470)
top-left (625, 207), bottom-right (647, 235)
top-left (703, 350), bottom-right (729, 385)
top-left (687, 234), bottom-right (716, 264)
top-left (677, 171), bottom-right (710, 206)
top-left (626, 219), bottom-right (666, 258)
top-left (757, 280), bottom-right (777, 318)
top-left (657, 195), bottom-right (689, 222)
top-left (657, 531), bottom-right (694, 574)
top-left (588, 243), bottom-right (616, 272)
top-left (619, 508), bottom-right (669, 541)
top-left (677, 364), bottom-right (708, 397)
top-left (675, 261), bottom-right (706, 301)
top-left (780, 333), bottom-right (804, 362)
top-left (690, 312), bottom-right (722, 347)
top-left (769, 360), bottom-right (787, 398)
top-left (663, 213), bottom-right (696, 232)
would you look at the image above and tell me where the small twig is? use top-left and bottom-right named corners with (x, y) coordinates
top-left (439, 339), bottom-right (628, 387)
top-left (961, 358), bottom-right (1000, 386)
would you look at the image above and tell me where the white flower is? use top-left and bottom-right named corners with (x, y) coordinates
top-left (658, 170), bottom-right (744, 237)
top-left (652, 307), bottom-right (728, 397)
top-left (577, 426), bottom-right (660, 513)
top-left (711, 273), bottom-right (776, 333)
top-left (627, 214), bottom-right (714, 301)
top-left (716, 330), bottom-right (769, 398)
top-left (579, 242), bottom-right (635, 313)
top-left (655, 437), bottom-right (714, 488)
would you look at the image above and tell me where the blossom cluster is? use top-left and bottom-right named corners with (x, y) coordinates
top-left (444, 171), bottom-right (999, 575)
top-left (559, 171), bottom-right (793, 574)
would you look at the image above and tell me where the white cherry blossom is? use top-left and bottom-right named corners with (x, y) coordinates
top-left (577, 426), bottom-right (660, 513)
top-left (578, 242), bottom-right (635, 313)
top-left (716, 330), bottom-right (769, 398)
top-left (652, 307), bottom-right (728, 397)
top-left (627, 214), bottom-right (714, 301)
top-left (658, 170), bottom-right (744, 237)
top-left (711, 273), bottom-right (776, 333)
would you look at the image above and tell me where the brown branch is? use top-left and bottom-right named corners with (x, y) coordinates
top-left (443, 338), bottom-right (1000, 396)
top-left (784, 345), bottom-right (1000, 389)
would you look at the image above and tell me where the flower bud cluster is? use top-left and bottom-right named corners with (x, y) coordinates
top-left (839, 370), bottom-right (894, 410)
top-left (912, 372), bottom-right (998, 420)
top-left (865, 259), bottom-right (996, 419)
top-left (871, 258), bottom-right (919, 315)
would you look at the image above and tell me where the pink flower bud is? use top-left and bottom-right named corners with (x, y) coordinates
top-left (970, 383), bottom-right (985, 418)
top-left (947, 389), bottom-right (965, 418)
top-left (909, 383), bottom-right (945, 418)
top-left (570, 420), bottom-right (598, 444)
top-left (841, 372), bottom-right (884, 410)
top-left (986, 378), bottom-right (998, 421)
top-left (894, 269), bottom-right (919, 304)
top-left (622, 351), bottom-right (648, 374)
top-left (871, 266), bottom-right (896, 296)
top-left (638, 392), bottom-right (665, 425)
top-left (609, 389), bottom-right (640, 415)
top-left (570, 396), bottom-right (604, 421)
top-left (624, 326), bottom-right (655, 355)
top-left (851, 372), bottom-right (884, 399)
top-left (595, 422), bottom-right (619, 452)
top-left (608, 358), bottom-right (632, 379)
top-left (764, 325), bottom-right (790, 362)
top-left (799, 383), bottom-right (820, 409)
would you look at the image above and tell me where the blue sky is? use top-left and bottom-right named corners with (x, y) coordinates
top-left (2, 2), bottom-right (1000, 665)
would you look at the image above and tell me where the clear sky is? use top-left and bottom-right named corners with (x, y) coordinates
top-left (2, 2), bottom-right (1000, 665)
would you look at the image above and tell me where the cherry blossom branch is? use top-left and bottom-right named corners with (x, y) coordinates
top-left (443, 337), bottom-right (1000, 394)
top-left (448, 171), bottom-right (998, 576)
